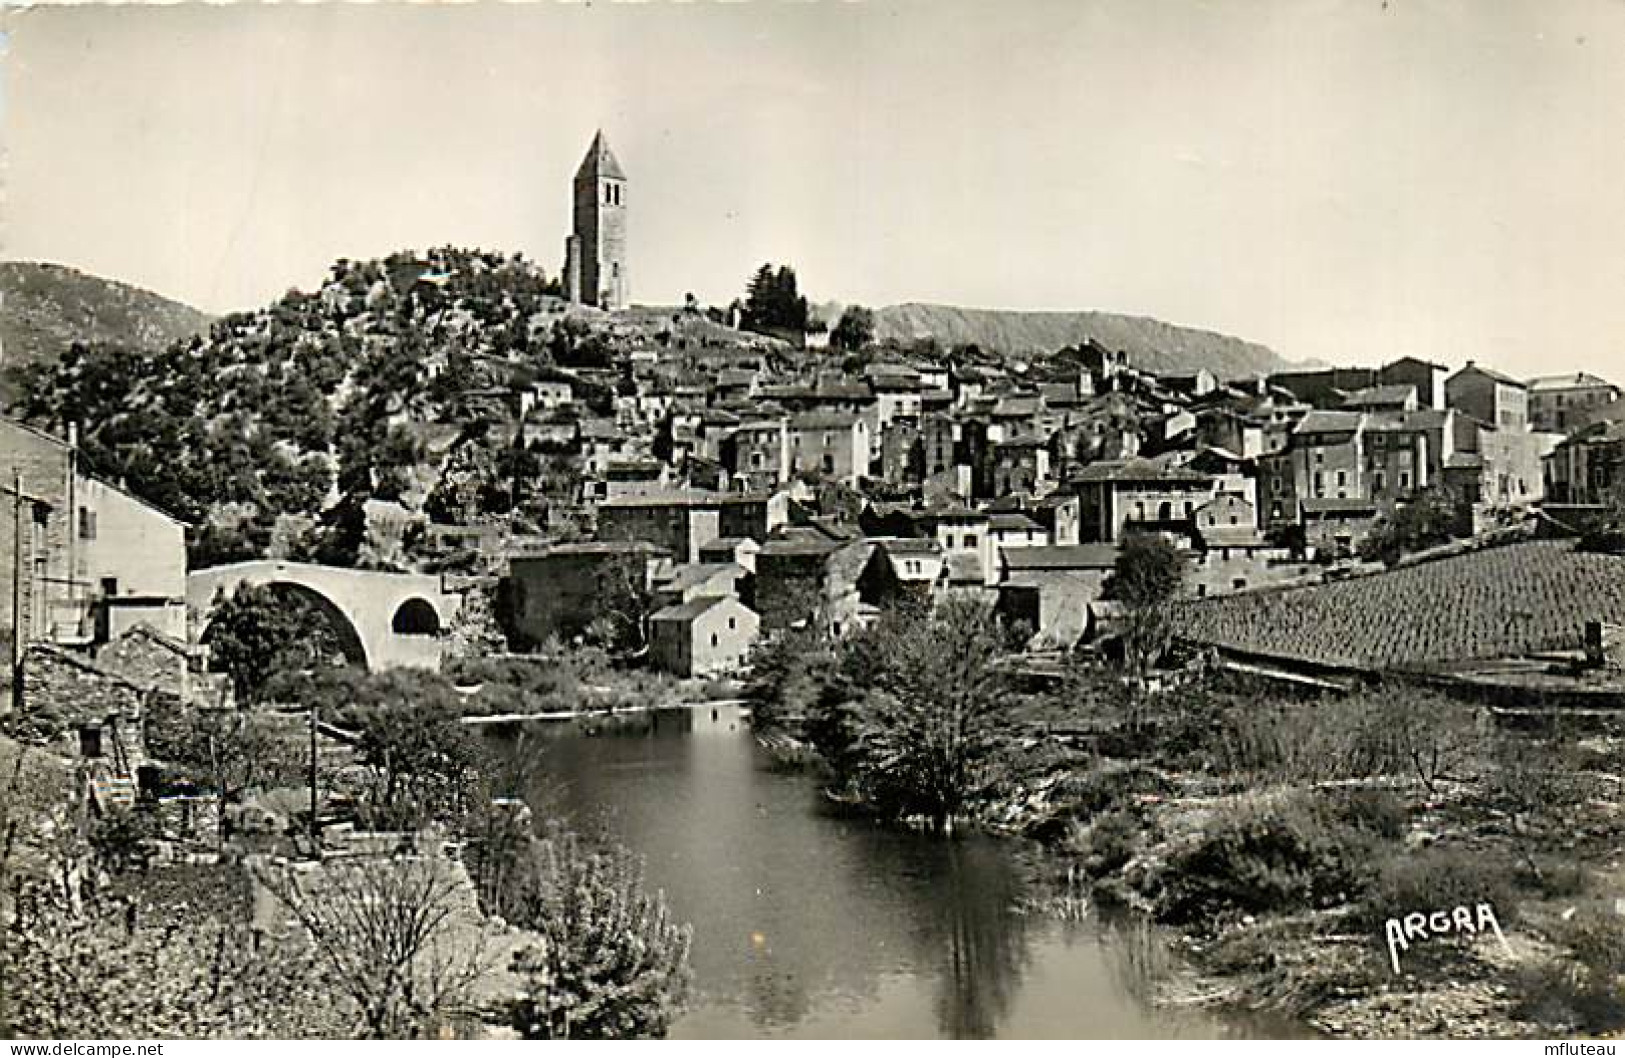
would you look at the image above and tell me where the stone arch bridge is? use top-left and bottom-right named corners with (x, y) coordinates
top-left (187, 560), bottom-right (464, 672)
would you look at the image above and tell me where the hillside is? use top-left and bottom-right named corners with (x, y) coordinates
top-left (1176, 540), bottom-right (1625, 670)
top-left (0, 261), bottom-right (212, 380)
top-left (3, 248), bottom-right (784, 571)
top-left (871, 302), bottom-right (1293, 379)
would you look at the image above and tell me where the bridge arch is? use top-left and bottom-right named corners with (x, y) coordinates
top-left (187, 560), bottom-right (458, 673)
top-left (391, 597), bottom-right (442, 636)
top-left (198, 581), bottom-right (370, 671)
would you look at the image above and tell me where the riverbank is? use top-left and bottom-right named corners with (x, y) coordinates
top-left (751, 663), bottom-right (1625, 1040)
top-left (1002, 720), bottom-right (1625, 1039)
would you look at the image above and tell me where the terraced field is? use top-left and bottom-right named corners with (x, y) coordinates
top-left (1175, 540), bottom-right (1625, 670)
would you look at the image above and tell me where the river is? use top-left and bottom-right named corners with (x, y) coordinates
top-left (497, 702), bottom-right (1286, 1040)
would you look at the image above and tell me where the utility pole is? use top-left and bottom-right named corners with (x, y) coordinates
top-left (11, 473), bottom-right (25, 685)
top-left (308, 697), bottom-right (319, 854)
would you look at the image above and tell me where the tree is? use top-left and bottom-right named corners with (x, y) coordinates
top-left (255, 855), bottom-right (490, 1039)
top-left (144, 703), bottom-right (305, 846)
top-left (1359, 485), bottom-right (1463, 565)
top-left (806, 597), bottom-right (1018, 833)
top-left (2, 872), bottom-right (349, 1038)
top-left (829, 305), bottom-right (876, 352)
top-left (497, 827), bottom-right (691, 1039)
top-left (740, 263), bottom-right (809, 337)
top-left (261, 668), bottom-right (483, 830)
top-left (1101, 532), bottom-right (1185, 680)
top-left (205, 583), bottom-right (348, 703)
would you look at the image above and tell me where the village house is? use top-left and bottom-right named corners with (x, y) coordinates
top-left (988, 511), bottom-right (1047, 551)
top-left (1362, 409), bottom-right (1454, 510)
top-left (878, 420), bottom-right (924, 484)
top-left (1289, 410), bottom-right (1367, 503)
top-left (1034, 491), bottom-right (1082, 547)
top-left (502, 540), bottom-right (668, 648)
top-left (866, 364), bottom-right (926, 428)
top-left (1526, 372), bottom-right (1620, 433)
top-left (1446, 362), bottom-right (1528, 433)
top-left (753, 536), bottom-right (874, 635)
top-left (910, 504), bottom-right (997, 588)
top-left (1, 418), bottom-right (189, 653)
top-left (648, 595), bottom-right (759, 678)
top-left (597, 488), bottom-right (787, 564)
top-left (653, 561), bottom-right (747, 607)
top-left (1544, 419), bottom-right (1625, 505)
top-left (722, 418), bottom-right (790, 491)
top-left (991, 433), bottom-right (1052, 496)
top-left (1072, 458), bottom-right (1216, 543)
top-left (698, 535), bottom-right (761, 573)
top-left (9, 641), bottom-right (151, 799)
top-left (996, 543), bottom-right (1119, 650)
top-left (787, 413), bottom-right (869, 487)
top-left (1301, 497), bottom-right (1380, 558)
top-left (856, 538), bottom-right (946, 610)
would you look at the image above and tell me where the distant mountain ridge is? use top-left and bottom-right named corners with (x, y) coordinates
top-left (869, 302), bottom-right (1297, 379)
top-left (0, 261), bottom-right (212, 376)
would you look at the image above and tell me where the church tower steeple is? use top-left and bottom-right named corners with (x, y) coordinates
top-left (563, 130), bottom-right (628, 310)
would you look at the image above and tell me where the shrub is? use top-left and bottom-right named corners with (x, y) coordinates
top-left (1357, 846), bottom-right (1518, 933)
top-left (1069, 807), bottom-right (1145, 876)
top-left (1514, 856), bottom-right (1589, 899)
top-left (1157, 793), bottom-right (1386, 925)
top-left (496, 826), bottom-right (692, 1039)
top-left (1513, 911), bottom-right (1625, 1033)
top-left (1319, 786), bottom-right (1409, 841)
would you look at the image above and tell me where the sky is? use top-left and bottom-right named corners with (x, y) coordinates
top-left (5, 0), bottom-right (1625, 378)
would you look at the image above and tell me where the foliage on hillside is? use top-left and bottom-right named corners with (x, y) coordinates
top-left (0, 261), bottom-right (212, 402)
top-left (1, 249), bottom-right (630, 568)
top-left (871, 302), bottom-right (1296, 379)
top-left (1174, 540), bottom-right (1625, 669)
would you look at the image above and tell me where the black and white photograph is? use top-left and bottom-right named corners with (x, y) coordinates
top-left (1, 0), bottom-right (1623, 1044)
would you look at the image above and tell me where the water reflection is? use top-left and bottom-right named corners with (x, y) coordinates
top-left (494, 704), bottom-right (1253, 1040)
top-left (903, 840), bottom-right (1032, 1038)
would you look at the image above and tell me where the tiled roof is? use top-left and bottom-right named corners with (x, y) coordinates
top-left (1293, 410), bottom-right (1366, 435)
top-left (989, 512), bottom-right (1045, 532)
top-left (1451, 362), bottom-right (1526, 388)
top-left (1340, 384), bottom-right (1416, 407)
top-left (1301, 497), bottom-right (1378, 515)
top-left (1527, 372), bottom-right (1615, 392)
top-left (1071, 458), bottom-right (1211, 484)
top-left (650, 596), bottom-right (733, 623)
top-left (1002, 544), bottom-right (1120, 571)
top-left (789, 412), bottom-right (861, 430)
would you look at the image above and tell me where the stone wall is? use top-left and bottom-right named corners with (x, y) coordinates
top-left (10, 642), bottom-right (149, 768)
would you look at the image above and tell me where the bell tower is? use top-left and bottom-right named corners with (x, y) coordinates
top-left (563, 130), bottom-right (627, 310)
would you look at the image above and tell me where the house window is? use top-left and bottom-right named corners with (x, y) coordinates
top-left (728, 616), bottom-right (736, 630)
top-left (964, 533), bottom-right (979, 549)
top-left (1374, 471), bottom-right (1385, 493)
top-left (1400, 471), bottom-right (1411, 490)
top-left (78, 507), bottom-right (97, 540)
top-left (1229, 514), bottom-right (1239, 526)
top-left (79, 727), bottom-right (103, 759)
top-left (1336, 470), bottom-right (1346, 488)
